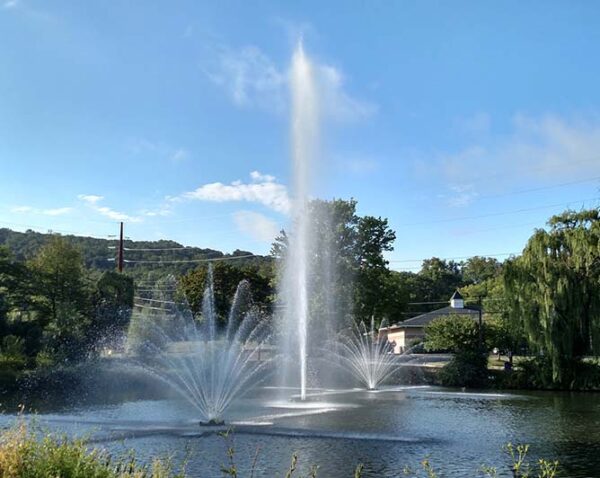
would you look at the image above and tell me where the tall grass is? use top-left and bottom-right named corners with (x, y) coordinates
top-left (0, 420), bottom-right (560, 478)
top-left (0, 419), bottom-right (185, 478)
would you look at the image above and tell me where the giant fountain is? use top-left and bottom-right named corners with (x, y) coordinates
top-left (280, 41), bottom-right (319, 401)
top-left (132, 42), bottom-right (396, 420)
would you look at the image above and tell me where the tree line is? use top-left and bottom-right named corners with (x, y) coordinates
top-left (1, 201), bottom-right (600, 390)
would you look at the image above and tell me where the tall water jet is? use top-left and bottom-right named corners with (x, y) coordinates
top-left (282, 42), bottom-right (319, 400)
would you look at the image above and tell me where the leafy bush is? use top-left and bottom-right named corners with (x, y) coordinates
top-left (438, 350), bottom-right (489, 388)
top-left (424, 315), bottom-right (480, 353)
top-left (35, 349), bottom-right (57, 369)
top-left (504, 356), bottom-right (600, 390)
top-left (0, 336), bottom-right (27, 371)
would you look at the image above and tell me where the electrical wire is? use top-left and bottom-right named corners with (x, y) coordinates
top-left (400, 196), bottom-right (599, 227)
top-left (120, 254), bottom-right (258, 264)
top-left (388, 251), bottom-right (517, 263)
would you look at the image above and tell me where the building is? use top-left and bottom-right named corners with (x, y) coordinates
top-left (380, 290), bottom-right (481, 354)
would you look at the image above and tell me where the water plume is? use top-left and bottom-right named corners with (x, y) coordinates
top-left (280, 41), bottom-right (319, 400)
top-left (331, 318), bottom-right (398, 390)
top-left (128, 266), bottom-right (273, 422)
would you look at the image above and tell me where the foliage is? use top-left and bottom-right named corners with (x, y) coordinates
top-left (26, 238), bottom-right (91, 362)
top-left (424, 315), bottom-right (480, 353)
top-left (438, 350), bottom-right (489, 388)
top-left (125, 308), bottom-right (170, 357)
top-left (353, 214), bottom-right (396, 320)
top-left (504, 209), bottom-right (600, 384)
top-left (90, 271), bottom-right (134, 348)
top-left (0, 336), bottom-right (26, 370)
top-left (271, 198), bottom-right (397, 327)
top-left (178, 262), bottom-right (272, 326)
top-left (461, 256), bottom-right (502, 285)
top-left (0, 420), bottom-right (185, 478)
top-left (0, 228), bottom-right (273, 282)
top-left (424, 315), bottom-right (490, 388)
top-left (0, 422), bottom-right (563, 478)
top-left (507, 356), bottom-right (600, 390)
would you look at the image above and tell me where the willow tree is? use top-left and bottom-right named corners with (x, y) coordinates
top-left (504, 209), bottom-right (600, 383)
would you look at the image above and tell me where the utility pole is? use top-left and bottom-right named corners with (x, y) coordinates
top-left (117, 222), bottom-right (124, 273)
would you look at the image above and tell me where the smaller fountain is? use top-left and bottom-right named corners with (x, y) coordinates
top-left (128, 266), bottom-right (273, 424)
top-left (331, 317), bottom-right (398, 390)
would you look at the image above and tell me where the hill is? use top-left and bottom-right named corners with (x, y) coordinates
top-left (0, 228), bottom-right (273, 282)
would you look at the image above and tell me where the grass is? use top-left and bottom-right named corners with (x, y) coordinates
top-left (0, 420), bottom-right (561, 478)
top-left (0, 418), bottom-right (186, 478)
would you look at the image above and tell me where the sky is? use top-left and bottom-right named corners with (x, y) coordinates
top-left (1, 0), bottom-right (600, 271)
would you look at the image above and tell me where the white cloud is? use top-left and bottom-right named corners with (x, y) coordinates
top-left (233, 210), bottom-right (280, 242)
top-left (44, 207), bottom-right (74, 216)
top-left (423, 114), bottom-right (600, 191)
top-left (78, 194), bottom-right (104, 204)
top-left (316, 64), bottom-right (377, 122)
top-left (250, 170), bottom-right (276, 182)
top-left (11, 205), bottom-right (73, 216)
top-left (78, 195), bottom-right (142, 223)
top-left (142, 206), bottom-right (172, 217)
top-left (205, 43), bottom-right (376, 122)
top-left (170, 148), bottom-right (189, 163)
top-left (175, 171), bottom-right (290, 214)
top-left (11, 206), bottom-right (33, 213)
top-left (206, 45), bottom-right (287, 112)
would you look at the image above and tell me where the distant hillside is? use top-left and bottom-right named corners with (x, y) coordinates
top-left (0, 228), bottom-right (273, 281)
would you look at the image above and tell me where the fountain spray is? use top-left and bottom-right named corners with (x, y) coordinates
top-left (285, 41), bottom-right (319, 400)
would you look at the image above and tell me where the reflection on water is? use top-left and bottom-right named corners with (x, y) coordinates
top-left (2, 386), bottom-right (600, 477)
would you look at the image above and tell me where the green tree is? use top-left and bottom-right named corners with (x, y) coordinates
top-left (462, 256), bottom-right (501, 284)
top-left (424, 315), bottom-right (480, 353)
top-left (424, 315), bottom-right (488, 387)
top-left (270, 198), bottom-right (398, 328)
top-left (179, 262), bottom-right (272, 326)
top-left (504, 209), bottom-right (600, 384)
top-left (28, 237), bottom-right (90, 361)
top-left (90, 271), bottom-right (134, 348)
top-left (0, 247), bottom-right (26, 336)
top-left (417, 258), bottom-right (464, 309)
top-left (354, 215), bottom-right (396, 322)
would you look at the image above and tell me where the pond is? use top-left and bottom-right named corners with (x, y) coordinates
top-left (2, 384), bottom-right (600, 477)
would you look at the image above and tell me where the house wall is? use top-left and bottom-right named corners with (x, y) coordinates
top-left (385, 327), bottom-right (425, 354)
top-left (386, 330), bottom-right (405, 354)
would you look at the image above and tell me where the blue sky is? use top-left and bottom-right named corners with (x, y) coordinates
top-left (1, 1), bottom-right (600, 271)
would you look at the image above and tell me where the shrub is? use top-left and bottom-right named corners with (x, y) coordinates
top-left (0, 336), bottom-right (27, 371)
top-left (439, 350), bottom-right (489, 388)
top-left (424, 315), bottom-right (480, 353)
top-left (510, 356), bottom-right (600, 390)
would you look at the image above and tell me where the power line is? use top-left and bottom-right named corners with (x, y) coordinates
top-left (133, 303), bottom-right (171, 311)
top-left (135, 288), bottom-right (178, 292)
top-left (120, 254), bottom-right (259, 264)
top-left (122, 246), bottom-right (198, 251)
top-left (476, 176), bottom-right (600, 201)
top-left (134, 297), bottom-right (178, 305)
top-left (400, 196), bottom-right (599, 227)
top-left (388, 251), bottom-right (517, 263)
